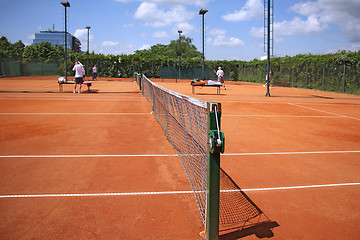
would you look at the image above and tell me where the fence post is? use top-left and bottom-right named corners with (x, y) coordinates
top-left (322, 65), bottom-right (325, 90)
top-left (342, 63), bottom-right (346, 93)
top-left (306, 62), bottom-right (308, 89)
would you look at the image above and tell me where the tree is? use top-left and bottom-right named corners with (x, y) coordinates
top-left (23, 45), bottom-right (38, 61)
top-left (169, 36), bottom-right (201, 59)
top-left (11, 40), bottom-right (25, 58)
top-left (134, 37), bottom-right (201, 61)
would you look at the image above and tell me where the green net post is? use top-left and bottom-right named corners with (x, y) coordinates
top-left (206, 102), bottom-right (224, 240)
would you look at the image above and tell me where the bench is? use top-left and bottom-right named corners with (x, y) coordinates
top-left (58, 81), bottom-right (92, 92)
top-left (192, 84), bottom-right (221, 95)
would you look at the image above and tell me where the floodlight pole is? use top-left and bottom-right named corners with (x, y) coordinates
top-left (199, 9), bottom-right (208, 81)
top-left (178, 30), bottom-right (182, 82)
top-left (86, 26), bottom-right (91, 77)
top-left (61, 1), bottom-right (70, 81)
top-left (266, 0), bottom-right (271, 97)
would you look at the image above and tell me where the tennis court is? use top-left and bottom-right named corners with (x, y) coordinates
top-left (0, 76), bottom-right (359, 239)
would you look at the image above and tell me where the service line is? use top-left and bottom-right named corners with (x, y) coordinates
top-left (1, 183), bottom-right (359, 199)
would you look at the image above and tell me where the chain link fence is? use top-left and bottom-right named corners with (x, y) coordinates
top-left (1, 57), bottom-right (359, 95)
top-left (238, 62), bottom-right (360, 95)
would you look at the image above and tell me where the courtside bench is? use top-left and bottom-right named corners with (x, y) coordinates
top-left (58, 80), bottom-right (92, 92)
top-left (192, 84), bottom-right (221, 95)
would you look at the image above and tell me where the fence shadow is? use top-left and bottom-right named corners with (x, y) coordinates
top-left (219, 168), bottom-right (279, 239)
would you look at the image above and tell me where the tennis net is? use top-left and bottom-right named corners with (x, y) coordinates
top-left (142, 75), bottom-right (209, 224)
top-left (140, 75), bottom-right (264, 234)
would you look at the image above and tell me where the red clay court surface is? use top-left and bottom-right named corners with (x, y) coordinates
top-left (0, 76), bottom-right (359, 239)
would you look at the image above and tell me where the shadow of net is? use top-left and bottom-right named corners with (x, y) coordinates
top-left (219, 168), bottom-right (278, 236)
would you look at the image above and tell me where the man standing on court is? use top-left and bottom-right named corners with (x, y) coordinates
top-left (72, 61), bottom-right (84, 93)
top-left (216, 67), bottom-right (226, 90)
top-left (92, 64), bottom-right (98, 81)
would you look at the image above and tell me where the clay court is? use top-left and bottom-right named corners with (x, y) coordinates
top-left (0, 76), bottom-right (359, 239)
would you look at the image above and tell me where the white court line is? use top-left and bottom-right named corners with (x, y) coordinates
top-left (1, 183), bottom-right (359, 199)
top-left (289, 103), bottom-right (360, 121)
top-left (0, 97), bottom-right (143, 101)
top-left (223, 150), bottom-right (360, 156)
top-left (0, 150), bottom-right (359, 158)
top-left (0, 154), bottom-right (179, 158)
top-left (223, 115), bottom-right (341, 118)
top-left (0, 113), bottom-right (146, 115)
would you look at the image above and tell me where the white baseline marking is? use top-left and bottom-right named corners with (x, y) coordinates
top-left (289, 103), bottom-right (360, 121)
top-left (1, 183), bottom-right (359, 199)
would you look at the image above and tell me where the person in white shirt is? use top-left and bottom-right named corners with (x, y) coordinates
top-left (92, 65), bottom-right (97, 80)
top-left (216, 67), bottom-right (226, 90)
top-left (72, 61), bottom-right (84, 93)
top-left (263, 71), bottom-right (272, 88)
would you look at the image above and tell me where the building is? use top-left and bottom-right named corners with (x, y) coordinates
top-left (33, 30), bottom-right (81, 53)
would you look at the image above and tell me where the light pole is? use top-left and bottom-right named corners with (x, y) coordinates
top-left (61, 1), bottom-right (70, 81)
top-left (199, 9), bottom-right (208, 81)
top-left (86, 26), bottom-right (91, 77)
top-left (265, 0), bottom-right (271, 97)
top-left (178, 30), bottom-right (182, 82)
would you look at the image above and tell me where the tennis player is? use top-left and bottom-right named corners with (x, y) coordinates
top-left (215, 67), bottom-right (226, 90)
top-left (263, 71), bottom-right (272, 88)
top-left (72, 61), bottom-right (84, 93)
top-left (92, 65), bottom-right (98, 80)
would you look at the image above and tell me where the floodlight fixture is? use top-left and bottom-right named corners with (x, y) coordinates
top-left (199, 9), bottom-right (208, 15)
top-left (61, 1), bottom-right (70, 7)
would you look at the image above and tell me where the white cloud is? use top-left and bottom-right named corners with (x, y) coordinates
top-left (222, 0), bottom-right (263, 22)
top-left (250, 14), bottom-right (324, 43)
top-left (173, 22), bottom-right (195, 35)
top-left (152, 31), bottom-right (171, 38)
top-left (102, 41), bottom-right (120, 47)
top-left (289, 2), bottom-right (320, 16)
top-left (100, 41), bottom-right (135, 55)
top-left (123, 23), bottom-right (134, 28)
top-left (326, 43), bottom-right (360, 54)
top-left (114, 0), bottom-right (212, 6)
top-left (209, 28), bottom-right (226, 36)
top-left (285, 0), bottom-right (360, 42)
top-left (74, 29), bottom-right (95, 49)
top-left (208, 36), bottom-right (245, 47)
top-left (27, 34), bottom-right (35, 40)
top-left (316, 0), bottom-right (360, 42)
top-left (208, 28), bottom-right (245, 47)
top-left (134, 2), bottom-right (194, 27)
top-left (138, 44), bottom-right (150, 50)
top-left (276, 15), bottom-right (324, 36)
top-left (249, 0), bottom-right (360, 47)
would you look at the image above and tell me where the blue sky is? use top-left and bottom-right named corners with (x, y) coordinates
top-left (0, 0), bottom-right (359, 61)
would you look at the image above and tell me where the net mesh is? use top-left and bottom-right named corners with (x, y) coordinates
top-left (142, 75), bottom-right (209, 224)
top-left (141, 75), bottom-right (264, 229)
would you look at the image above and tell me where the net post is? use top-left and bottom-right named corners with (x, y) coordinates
top-left (206, 101), bottom-right (224, 240)
top-left (141, 74), bottom-right (144, 95)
